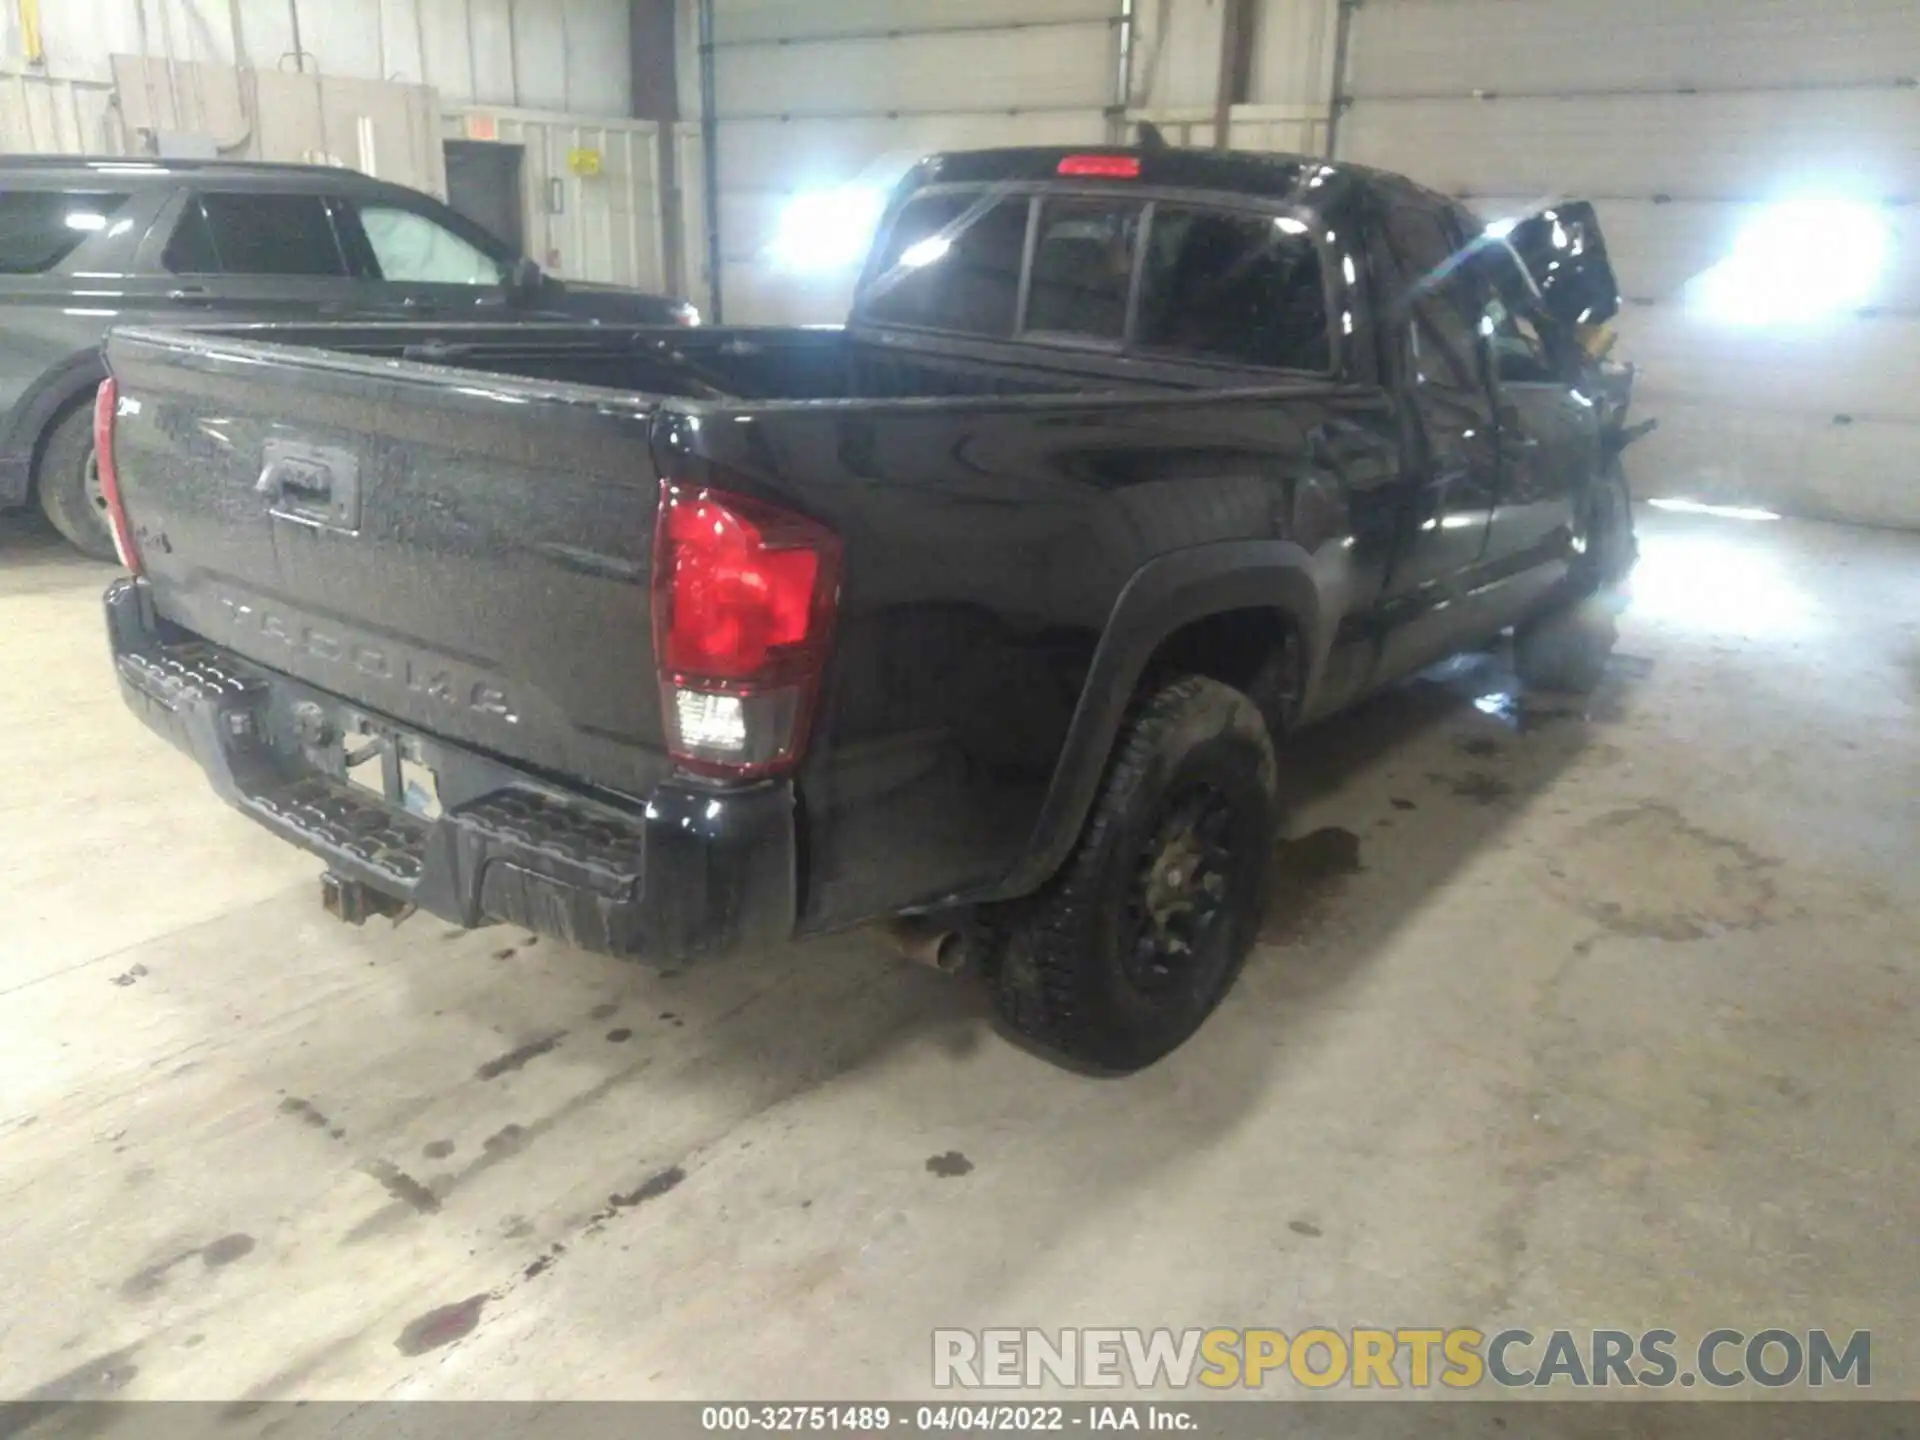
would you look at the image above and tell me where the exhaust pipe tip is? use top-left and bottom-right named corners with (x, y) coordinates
top-left (881, 915), bottom-right (970, 974)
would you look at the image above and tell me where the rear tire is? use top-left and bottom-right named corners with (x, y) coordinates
top-left (989, 676), bottom-right (1279, 1073)
top-left (35, 401), bottom-right (117, 562)
top-left (1515, 458), bottom-right (1636, 695)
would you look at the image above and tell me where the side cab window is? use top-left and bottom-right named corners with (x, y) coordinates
top-left (1369, 201), bottom-right (1487, 398)
top-left (1474, 241), bottom-right (1561, 386)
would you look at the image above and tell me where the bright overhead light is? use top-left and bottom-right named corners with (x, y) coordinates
top-left (1483, 217), bottom-right (1519, 239)
top-left (1274, 216), bottom-right (1310, 234)
top-left (768, 185), bottom-right (889, 273)
top-left (1690, 198), bottom-right (1890, 326)
top-left (1648, 497), bottom-right (1782, 522)
top-left (65, 211), bottom-right (109, 231)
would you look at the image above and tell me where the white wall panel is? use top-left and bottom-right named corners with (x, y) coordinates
top-left (1126, 104), bottom-right (1327, 157)
top-left (716, 110), bottom-right (1107, 205)
top-left (1127, 0), bottom-right (1338, 116)
top-left (717, 25), bottom-right (1117, 118)
top-left (1249, 0), bottom-right (1338, 109)
top-left (1617, 310), bottom-right (1920, 423)
top-left (1127, 0), bottom-right (1224, 112)
top-left (467, 0), bottom-right (518, 106)
top-left (1347, 0), bottom-right (1920, 98)
top-left (547, 1), bottom-right (633, 116)
top-left (701, 0), bottom-right (1122, 322)
top-left (674, 121), bottom-right (713, 314)
top-left (1340, 90), bottom-right (1920, 201)
top-left (1631, 403), bottom-right (1920, 531)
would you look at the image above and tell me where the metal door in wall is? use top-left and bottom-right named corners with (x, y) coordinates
top-left (444, 108), bottom-right (669, 293)
top-left (1334, 0), bottom-right (1920, 529)
top-left (444, 140), bottom-right (527, 255)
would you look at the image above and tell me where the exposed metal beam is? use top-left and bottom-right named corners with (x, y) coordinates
top-left (1112, 0), bottom-right (1136, 142)
top-left (630, 0), bottom-right (679, 120)
top-left (697, 0), bottom-right (724, 323)
top-left (1213, 0), bottom-right (1254, 150)
top-left (630, 0), bottom-right (683, 297)
top-left (1326, 0), bottom-right (1358, 159)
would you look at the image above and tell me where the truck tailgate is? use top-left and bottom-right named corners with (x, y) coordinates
top-left (105, 326), bottom-right (672, 796)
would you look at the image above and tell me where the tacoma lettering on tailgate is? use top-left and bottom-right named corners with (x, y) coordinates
top-left (217, 595), bottom-right (519, 723)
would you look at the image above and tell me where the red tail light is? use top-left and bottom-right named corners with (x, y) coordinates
top-left (1058, 154), bottom-right (1141, 178)
top-left (93, 378), bottom-right (142, 574)
top-left (652, 481), bottom-right (841, 777)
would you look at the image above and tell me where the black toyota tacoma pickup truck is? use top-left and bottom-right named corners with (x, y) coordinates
top-left (98, 144), bottom-right (1641, 1071)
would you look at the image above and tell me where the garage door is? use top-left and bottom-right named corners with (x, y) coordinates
top-left (1336, 0), bottom-right (1920, 529)
top-left (707, 0), bottom-right (1123, 324)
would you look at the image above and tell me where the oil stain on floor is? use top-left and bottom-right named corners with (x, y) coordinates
top-left (1544, 803), bottom-right (1783, 941)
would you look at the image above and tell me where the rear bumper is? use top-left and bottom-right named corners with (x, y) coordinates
top-left (105, 577), bottom-right (797, 963)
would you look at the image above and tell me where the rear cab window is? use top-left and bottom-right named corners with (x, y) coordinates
top-left (0, 191), bottom-right (132, 274)
top-left (859, 184), bottom-right (1334, 375)
top-left (164, 191), bottom-right (350, 277)
top-left (1026, 198), bottom-right (1143, 341)
top-left (860, 191), bottom-right (1029, 337)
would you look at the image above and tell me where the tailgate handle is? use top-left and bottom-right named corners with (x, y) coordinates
top-left (257, 459), bottom-right (331, 500)
top-left (256, 441), bottom-right (361, 533)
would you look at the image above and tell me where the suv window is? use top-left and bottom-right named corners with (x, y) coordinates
top-left (862, 191), bottom-right (1030, 337)
top-left (164, 192), bottom-right (349, 278)
top-left (357, 204), bottom-right (505, 285)
top-left (1026, 198), bottom-right (1142, 341)
top-left (1137, 206), bottom-right (1330, 370)
top-left (0, 191), bottom-right (131, 274)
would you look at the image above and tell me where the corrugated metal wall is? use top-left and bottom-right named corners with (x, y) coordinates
top-left (0, 71), bottom-right (129, 153)
top-left (111, 55), bottom-right (447, 195)
top-left (444, 108), bottom-right (670, 291)
top-left (19, 0), bottom-right (632, 115)
top-left (1337, 0), bottom-right (1920, 530)
top-left (1122, 0), bottom-right (1335, 151)
top-left (700, 0), bottom-right (1124, 323)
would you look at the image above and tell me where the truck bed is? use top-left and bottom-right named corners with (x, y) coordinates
top-left (103, 318), bottom-right (1378, 943)
top-left (189, 321), bottom-right (1145, 404)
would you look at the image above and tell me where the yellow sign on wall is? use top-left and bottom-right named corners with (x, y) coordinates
top-left (567, 148), bottom-right (604, 178)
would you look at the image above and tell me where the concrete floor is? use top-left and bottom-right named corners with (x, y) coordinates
top-left (1, 505), bottom-right (1915, 1406)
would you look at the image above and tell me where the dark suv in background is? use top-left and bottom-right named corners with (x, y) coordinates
top-left (0, 157), bottom-right (695, 558)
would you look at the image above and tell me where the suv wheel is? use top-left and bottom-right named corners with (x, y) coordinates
top-left (35, 401), bottom-right (117, 561)
top-left (990, 676), bottom-right (1279, 1073)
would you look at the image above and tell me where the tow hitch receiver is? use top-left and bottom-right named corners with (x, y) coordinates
top-left (321, 870), bottom-right (411, 927)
